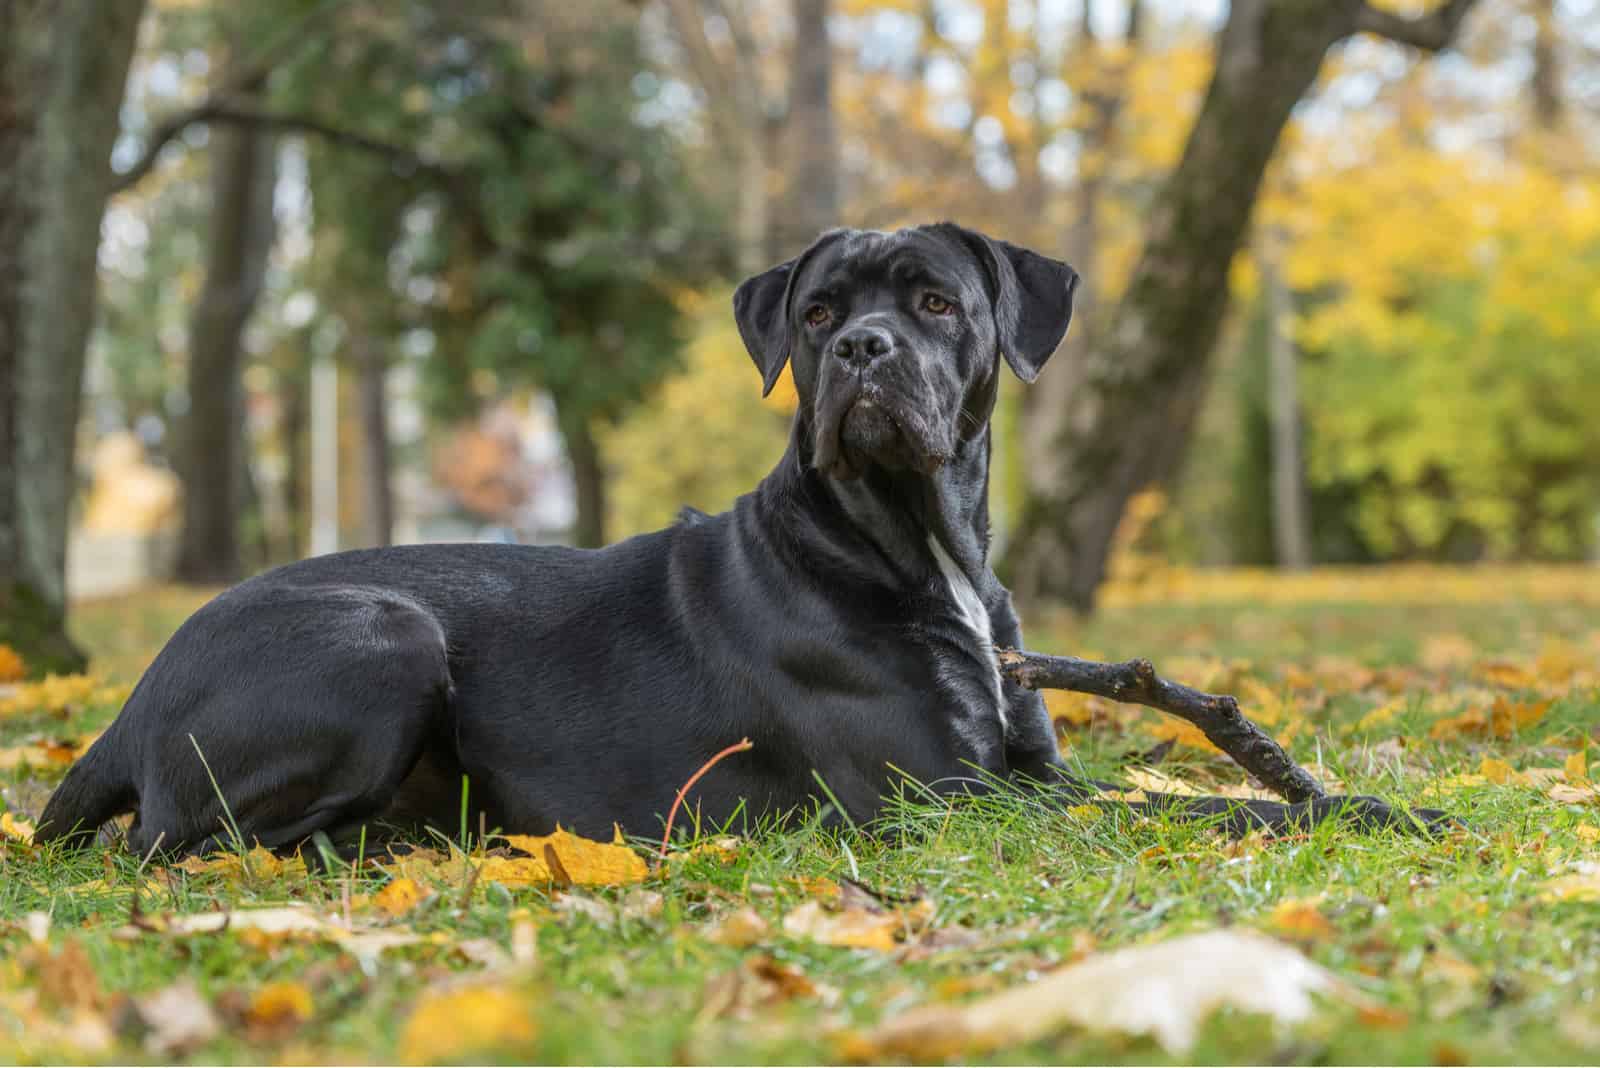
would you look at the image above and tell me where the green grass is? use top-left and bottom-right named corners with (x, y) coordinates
top-left (2, 574), bottom-right (1598, 1063)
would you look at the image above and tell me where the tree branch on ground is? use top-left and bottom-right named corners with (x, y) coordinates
top-left (1354, 0), bottom-right (1477, 52)
top-left (997, 648), bottom-right (1327, 804)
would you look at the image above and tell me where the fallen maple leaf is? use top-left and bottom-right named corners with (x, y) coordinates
top-left (1430, 698), bottom-right (1551, 741)
top-left (492, 826), bottom-right (648, 886)
top-left (398, 984), bottom-right (537, 1064)
top-left (858, 929), bottom-right (1351, 1057)
top-left (170, 846), bottom-right (306, 883)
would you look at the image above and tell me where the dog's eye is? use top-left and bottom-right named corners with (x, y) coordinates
top-left (803, 304), bottom-right (831, 327)
top-left (921, 294), bottom-right (955, 315)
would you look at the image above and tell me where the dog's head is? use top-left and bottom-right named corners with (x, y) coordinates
top-left (734, 224), bottom-right (1078, 480)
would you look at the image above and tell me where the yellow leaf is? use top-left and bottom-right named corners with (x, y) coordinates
top-left (246, 981), bottom-right (314, 1033)
top-left (1479, 757), bottom-right (1517, 784)
top-left (1477, 662), bottom-right (1537, 689)
top-left (170, 847), bottom-right (305, 883)
top-left (1566, 750), bottom-right (1589, 784)
top-left (1, 811), bottom-right (35, 843)
top-left (1146, 718), bottom-right (1221, 754)
top-left (1575, 825), bottom-right (1599, 844)
top-left (496, 826), bottom-right (648, 886)
top-left (1265, 898), bottom-right (1335, 941)
top-left (372, 877), bottom-right (426, 918)
top-left (398, 985), bottom-right (538, 1064)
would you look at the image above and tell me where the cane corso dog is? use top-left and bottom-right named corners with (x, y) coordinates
top-left (39, 223), bottom-right (1435, 855)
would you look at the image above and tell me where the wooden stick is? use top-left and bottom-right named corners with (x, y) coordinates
top-left (996, 649), bottom-right (1326, 804)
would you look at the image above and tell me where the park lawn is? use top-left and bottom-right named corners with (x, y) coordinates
top-left (1, 568), bottom-right (1598, 1064)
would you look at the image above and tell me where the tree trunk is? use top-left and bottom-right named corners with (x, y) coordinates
top-left (355, 334), bottom-right (394, 548)
top-left (175, 88), bottom-right (279, 585)
top-left (1262, 228), bottom-right (1311, 570)
top-left (0, 0), bottom-right (145, 673)
top-left (564, 415), bottom-right (608, 549)
top-left (276, 358), bottom-right (308, 561)
top-left (1018, 0), bottom-right (1142, 536)
top-left (1530, 0), bottom-right (1563, 129)
top-left (1004, 0), bottom-right (1479, 612)
top-left (780, 0), bottom-right (838, 253)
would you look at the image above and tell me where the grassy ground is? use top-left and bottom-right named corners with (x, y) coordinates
top-left (2, 567), bottom-right (1598, 1064)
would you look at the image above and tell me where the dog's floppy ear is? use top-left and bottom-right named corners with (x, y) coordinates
top-left (947, 226), bottom-right (1079, 383)
top-left (733, 230), bottom-right (844, 397)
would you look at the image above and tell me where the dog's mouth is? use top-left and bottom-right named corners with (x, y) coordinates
top-left (813, 388), bottom-right (949, 481)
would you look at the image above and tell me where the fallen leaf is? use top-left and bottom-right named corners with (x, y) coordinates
top-left (243, 981), bottom-right (314, 1042)
top-left (1550, 782), bottom-right (1600, 805)
top-left (705, 907), bottom-right (770, 948)
top-left (372, 877), bottom-right (427, 919)
top-left (781, 892), bottom-right (933, 952)
top-left (497, 826), bottom-right (648, 886)
top-left (398, 984), bottom-right (537, 1064)
top-left (169, 846), bottom-right (306, 884)
top-left (1, 810), bottom-right (35, 843)
top-left (1266, 898), bottom-right (1336, 941)
top-left (1541, 861), bottom-right (1600, 902)
top-left (551, 892), bottom-right (615, 928)
top-left (130, 981), bottom-right (221, 1056)
top-left (1575, 824), bottom-right (1599, 845)
top-left (1567, 749), bottom-right (1589, 783)
top-left (859, 929), bottom-right (1351, 1057)
top-left (1430, 698), bottom-right (1550, 741)
top-left (696, 955), bottom-right (836, 1024)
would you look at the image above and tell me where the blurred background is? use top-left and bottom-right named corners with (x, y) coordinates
top-left (2, 0), bottom-right (1598, 675)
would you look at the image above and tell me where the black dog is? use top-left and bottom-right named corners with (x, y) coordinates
top-left (40, 224), bottom-right (1430, 855)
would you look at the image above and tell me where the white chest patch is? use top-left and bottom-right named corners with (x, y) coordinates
top-left (927, 536), bottom-right (1007, 735)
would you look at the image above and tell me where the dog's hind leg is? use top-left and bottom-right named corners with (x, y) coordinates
top-left (117, 585), bottom-right (455, 857)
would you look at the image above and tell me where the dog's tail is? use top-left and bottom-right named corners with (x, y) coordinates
top-left (34, 728), bottom-right (136, 848)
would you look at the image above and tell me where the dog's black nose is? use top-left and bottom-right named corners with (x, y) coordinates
top-left (831, 326), bottom-right (893, 368)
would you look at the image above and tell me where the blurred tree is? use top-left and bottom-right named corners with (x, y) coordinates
top-left (1003, 0), bottom-right (1482, 612)
top-left (0, 0), bottom-right (146, 674)
top-left (783, 0), bottom-right (842, 250)
top-left (174, 30), bottom-right (279, 585)
top-left (601, 288), bottom-right (793, 537)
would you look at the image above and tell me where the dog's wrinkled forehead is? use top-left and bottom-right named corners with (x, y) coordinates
top-left (790, 229), bottom-right (992, 311)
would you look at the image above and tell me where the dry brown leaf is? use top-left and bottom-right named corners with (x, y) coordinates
top-left (397, 984), bottom-right (537, 1064)
top-left (1430, 697), bottom-right (1551, 741)
top-left (1550, 782), bottom-right (1600, 805)
top-left (781, 894), bottom-right (933, 952)
top-left (858, 929), bottom-right (1350, 1058)
top-left (696, 955), bottom-right (837, 1024)
top-left (130, 981), bottom-right (222, 1057)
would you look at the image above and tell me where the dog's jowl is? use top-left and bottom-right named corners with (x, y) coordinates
top-left (39, 223), bottom-right (1427, 855)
